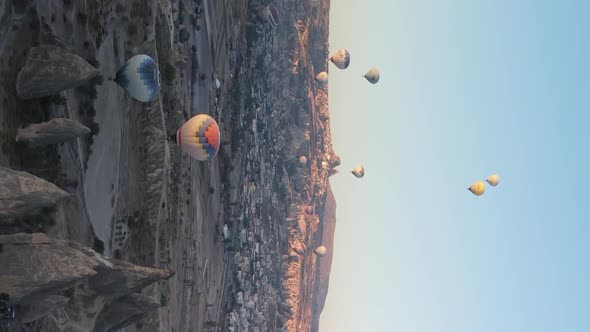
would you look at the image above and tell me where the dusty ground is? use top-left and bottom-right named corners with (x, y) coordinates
top-left (0, 0), bottom-right (246, 330)
top-left (1, 0), bottom-right (337, 330)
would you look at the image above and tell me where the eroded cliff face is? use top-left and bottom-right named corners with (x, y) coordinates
top-left (221, 0), bottom-right (335, 330)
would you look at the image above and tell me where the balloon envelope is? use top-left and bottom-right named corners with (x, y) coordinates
top-left (315, 246), bottom-right (327, 256)
top-left (330, 49), bottom-right (350, 70)
top-left (175, 114), bottom-right (221, 161)
top-left (486, 174), bottom-right (500, 186)
top-left (352, 166), bottom-right (365, 178)
top-left (468, 180), bottom-right (486, 196)
top-left (364, 68), bottom-right (380, 84)
top-left (315, 72), bottom-right (328, 86)
top-left (114, 54), bottom-right (161, 102)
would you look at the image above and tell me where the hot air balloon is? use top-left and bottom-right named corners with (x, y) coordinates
top-left (299, 156), bottom-right (308, 166)
top-left (113, 54), bottom-right (161, 102)
top-left (468, 180), bottom-right (486, 196)
top-left (169, 114), bottom-right (221, 161)
top-left (351, 166), bottom-right (365, 178)
top-left (260, 5), bottom-right (280, 28)
top-left (314, 246), bottom-right (327, 256)
top-left (329, 49), bottom-right (350, 70)
top-left (315, 71), bottom-right (328, 86)
top-left (363, 68), bottom-right (380, 84)
top-left (486, 174), bottom-right (500, 186)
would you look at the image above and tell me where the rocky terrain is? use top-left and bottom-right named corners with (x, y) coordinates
top-left (0, 0), bottom-right (227, 330)
top-left (0, 0), bottom-right (338, 330)
top-left (218, 0), bottom-right (337, 331)
top-left (0, 232), bottom-right (174, 331)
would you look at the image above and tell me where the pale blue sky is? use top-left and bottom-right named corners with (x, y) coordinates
top-left (321, 1), bottom-right (590, 331)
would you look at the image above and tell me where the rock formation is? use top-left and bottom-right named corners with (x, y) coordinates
top-left (92, 294), bottom-right (160, 332)
top-left (20, 295), bottom-right (70, 323)
top-left (0, 233), bottom-right (174, 330)
top-left (0, 166), bottom-right (69, 221)
top-left (16, 44), bottom-right (100, 99)
top-left (16, 118), bottom-right (91, 146)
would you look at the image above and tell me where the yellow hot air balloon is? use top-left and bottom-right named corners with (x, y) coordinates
top-left (314, 246), bottom-right (327, 256)
top-left (486, 174), bottom-right (500, 186)
top-left (329, 49), bottom-right (350, 70)
top-left (468, 180), bottom-right (486, 196)
top-left (351, 166), bottom-right (365, 178)
top-left (315, 71), bottom-right (328, 86)
top-left (363, 68), bottom-right (380, 84)
top-left (171, 114), bottom-right (221, 161)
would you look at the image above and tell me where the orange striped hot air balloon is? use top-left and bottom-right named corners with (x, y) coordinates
top-left (171, 114), bottom-right (221, 161)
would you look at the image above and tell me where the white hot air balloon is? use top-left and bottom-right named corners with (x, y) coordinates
top-left (329, 49), bottom-right (351, 70)
top-left (351, 166), bottom-right (365, 178)
top-left (299, 155), bottom-right (308, 166)
top-left (315, 71), bottom-right (328, 86)
top-left (363, 68), bottom-right (380, 84)
top-left (486, 174), bottom-right (500, 186)
top-left (170, 114), bottom-right (221, 161)
top-left (315, 246), bottom-right (327, 256)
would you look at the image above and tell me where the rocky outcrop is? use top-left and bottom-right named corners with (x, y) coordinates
top-left (0, 166), bottom-right (69, 221)
top-left (0, 233), bottom-right (174, 330)
top-left (20, 295), bottom-right (70, 323)
top-left (16, 44), bottom-right (100, 99)
top-left (141, 113), bottom-right (167, 223)
top-left (0, 232), bottom-right (95, 303)
top-left (92, 294), bottom-right (160, 332)
top-left (16, 118), bottom-right (91, 146)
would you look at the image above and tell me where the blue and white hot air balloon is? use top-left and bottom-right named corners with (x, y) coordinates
top-left (114, 54), bottom-right (161, 102)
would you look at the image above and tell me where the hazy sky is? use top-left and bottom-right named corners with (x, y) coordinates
top-left (321, 1), bottom-right (590, 331)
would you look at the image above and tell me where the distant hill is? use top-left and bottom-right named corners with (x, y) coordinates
top-left (312, 182), bottom-right (337, 332)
